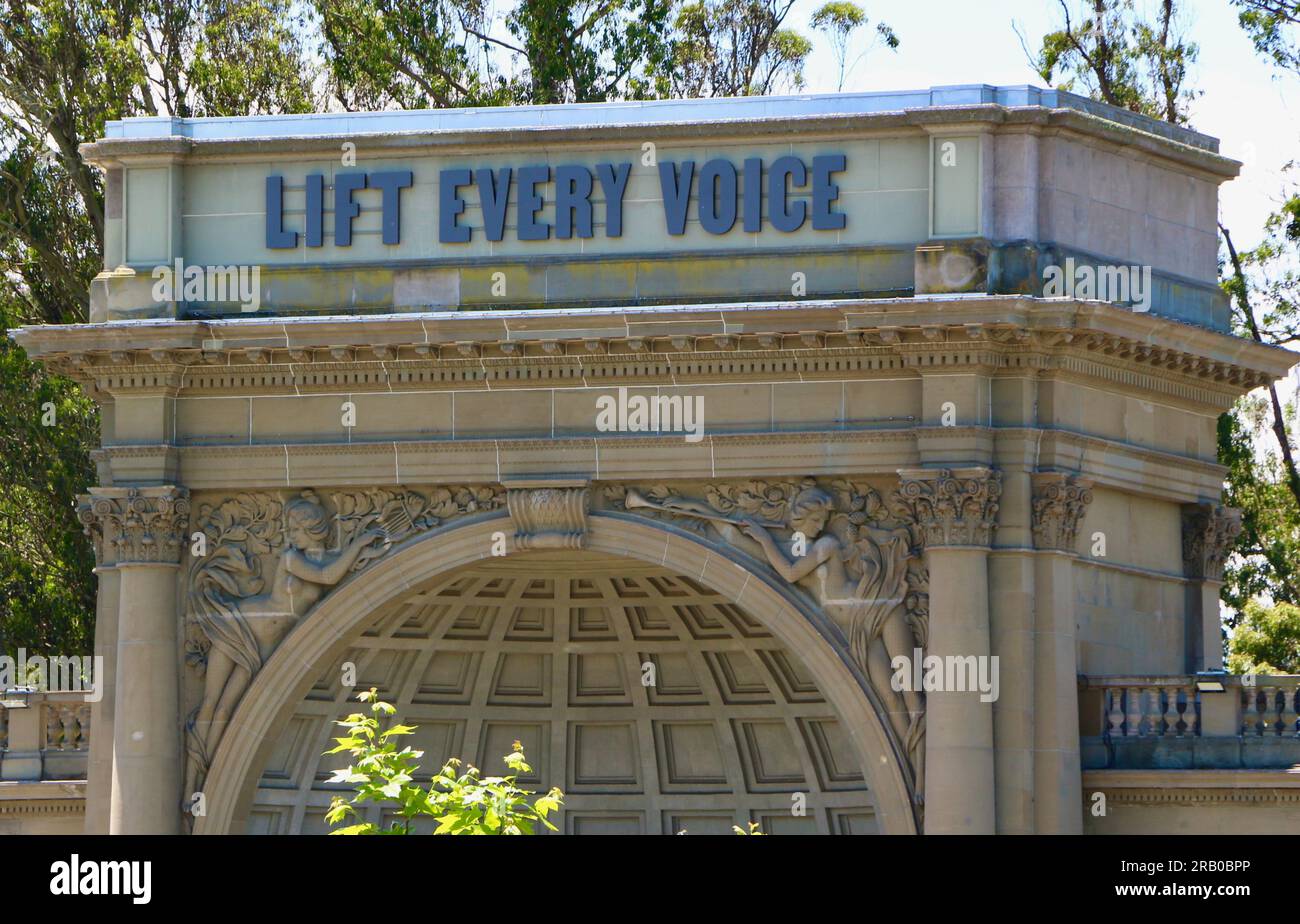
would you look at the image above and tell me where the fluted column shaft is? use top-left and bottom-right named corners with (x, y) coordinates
top-left (898, 467), bottom-right (1000, 834)
top-left (78, 486), bottom-right (189, 835)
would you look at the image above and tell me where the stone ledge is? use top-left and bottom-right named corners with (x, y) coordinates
top-left (1083, 769), bottom-right (1300, 805)
top-left (0, 781), bottom-right (87, 816)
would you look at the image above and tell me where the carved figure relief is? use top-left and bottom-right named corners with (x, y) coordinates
top-left (606, 478), bottom-right (930, 800)
top-left (183, 485), bottom-right (505, 800)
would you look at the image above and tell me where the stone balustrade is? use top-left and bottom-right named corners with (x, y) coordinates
top-left (1088, 677), bottom-right (1202, 739)
top-left (1083, 675), bottom-right (1300, 739)
top-left (0, 690), bottom-right (92, 782)
top-left (1079, 675), bottom-right (1300, 771)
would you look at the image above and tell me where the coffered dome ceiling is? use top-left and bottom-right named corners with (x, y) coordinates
top-left (247, 553), bottom-right (877, 835)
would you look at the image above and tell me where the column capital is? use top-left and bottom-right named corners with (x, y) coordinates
top-left (895, 466), bottom-right (1002, 548)
top-left (1030, 472), bottom-right (1094, 553)
top-left (76, 486), bottom-right (191, 567)
top-left (1181, 503), bottom-right (1242, 582)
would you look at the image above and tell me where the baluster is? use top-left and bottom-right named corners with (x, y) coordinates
top-left (1126, 686), bottom-right (1143, 737)
top-left (1145, 687), bottom-right (1160, 735)
top-left (1161, 687), bottom-right (1178, 737)
top-left (60, 705), bottom-right (77, 751)
top-left (43, 704), bottom-right (61, 750)
top-left (1241, 686), bottom-right (1261, 736)
top-left (1283, 685), bottom-right (1300, 738)
top-left (1260, 686), bottom-right (1277, 737)
top-left (76, 705), bottom-right (91, 750)
top-left (1106, 688), bottom-right (1123, 737)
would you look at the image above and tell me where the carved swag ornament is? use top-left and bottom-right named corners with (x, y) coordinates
top-left (182, 485), bottom-right (505, 801)
top-left (605, 477), bottom-right (931, 802)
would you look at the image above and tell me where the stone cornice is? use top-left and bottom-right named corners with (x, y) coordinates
top-left (79, 103), bottom-right (1234, 177)
top-left (0, 780), bottom-right (86, 817)
top-left (10, 298), bottom-right (1292, 402)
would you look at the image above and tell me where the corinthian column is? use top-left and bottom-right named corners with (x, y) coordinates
top-left (1030, 472), bottom-right (1092, 834)
top-left (897, 467), bottom-right (1001, 834)
top-left (1181, 504), bottom-right (1243, 672)
top-left (78, 486), bottom-right (190, 835)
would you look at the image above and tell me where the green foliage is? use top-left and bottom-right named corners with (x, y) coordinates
top-left (1217, 162), bottom-right (1300, 641)
top-left (811, 1), bottom-right (896, 92)
top-left (1024, 0), bottom-right (1200, 125)
top-left (732, 821), bottom-right (765, 834)
top-left (325, 689), bottom-right (563, 835)
top-left (1233, 0), bottom-right (1300, 73)
top-left (313, 0), bottom-right (676, 107)
top-left (1228, 599), bottom-right (1300, 674)
top-left (1219, 402), bottom-right (1300, 619)
top-left (0, 0), bottom-right (321, 656)
top-left (506, 0), bottom-right (676, 103)
top-left (0, 319), bottom-right (98, 654)
top-left (671, 0), bottom-right (810, 97)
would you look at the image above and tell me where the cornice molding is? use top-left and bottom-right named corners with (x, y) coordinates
top-left (1083, 769), bottom-right (1300, 805)
top-left (12, 299), bottom-right (1292, 402)
top-left (79, 104), bottom-right (1234, 176)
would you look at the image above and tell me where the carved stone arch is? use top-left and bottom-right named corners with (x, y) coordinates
top-left (194, 512), bottom-right (919, 835)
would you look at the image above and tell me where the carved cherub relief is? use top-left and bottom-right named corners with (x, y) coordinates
top-left (606, 478), bottom-right (929, 796)
top-left (182, 485), bottom-right (505, 802)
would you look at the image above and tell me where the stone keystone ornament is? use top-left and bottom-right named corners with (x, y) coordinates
top-left (506, 480), bottom-right (590, 550)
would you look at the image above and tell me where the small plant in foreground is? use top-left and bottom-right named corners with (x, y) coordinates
top-left (325, 688), bottom-right (562, 834)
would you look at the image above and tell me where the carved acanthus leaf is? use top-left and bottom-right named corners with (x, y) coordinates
top-left (76, 486), bottom-right (191, 566)
top-left (1031, 473), bottom-right (1094, 552)
top-left (894, 468), bottom-right (1002, 548)
top-left (1182, 503), bottom-right (1243, 581)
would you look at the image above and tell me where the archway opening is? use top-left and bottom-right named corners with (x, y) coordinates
top-left (245, 552), bottom-right (880, 835)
